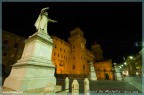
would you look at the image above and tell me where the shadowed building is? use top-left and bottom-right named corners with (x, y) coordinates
top-left (133, 49), bottom-right (143, 77)
top-left (91, 42), bottom-right (103, 61)
top-left (2, 31), bottom-right (26, 78)
top-left (125, 49), bottom-right (143, 76)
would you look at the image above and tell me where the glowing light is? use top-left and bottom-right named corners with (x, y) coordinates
top-left (124, 62), bottom-right (127, 65)
top-left (129, 56), bottom-right (133, 59)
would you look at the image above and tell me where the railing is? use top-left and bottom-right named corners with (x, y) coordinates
top-left (55, 77), bottom-right (90, 95)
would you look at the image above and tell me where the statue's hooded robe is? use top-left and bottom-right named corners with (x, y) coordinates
top-left (34, 11), bottom-right (48, 33)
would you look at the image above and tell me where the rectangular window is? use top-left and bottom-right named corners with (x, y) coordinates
top-left (73, 56), bottom-right (75, 60)
top-left (73, 45), bottom-right (75, 49)
top-left (60, 48), bottom-right (62, 51)
top-left (73, 50), bottom-right (75, 52)
top-left (54, 52), bottom-right (56, 56)
top-left (3, 40), bottom-right (8, 44)
top-left (3, 53), bottom-right (7, 56)
top-left (14, 43), bottom-right (18, 48)
top-left (2, 45), bottom-right (8, 51)
top-left (58, 54), bottom-right (59, 57)
top-left (73, 65), bottom-right (75, 69)
top-left (83, 65), bottom-right (85, 70)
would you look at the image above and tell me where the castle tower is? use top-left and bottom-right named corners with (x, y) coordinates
top-left (91, 42), bottom-right (103, 61)
top-left (68, 27), bottom-right (86, 75)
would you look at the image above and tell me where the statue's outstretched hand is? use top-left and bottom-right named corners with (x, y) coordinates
top-left (53, 20), bottom-right (58, 23)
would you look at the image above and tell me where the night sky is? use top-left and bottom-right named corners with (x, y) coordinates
top-left (2, 2), bottom-right (142, 63)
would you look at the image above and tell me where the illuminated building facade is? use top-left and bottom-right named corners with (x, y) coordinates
top-left (94, 59), bottom-right (114, 80)
top-left (51, 27), bottom-right (114, 80)
top-left (51, 28), bottom-right (94, 75)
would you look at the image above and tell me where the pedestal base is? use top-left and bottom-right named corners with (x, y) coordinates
top-left (3, 32), bottom-right (56, 91)
top-left (89, 62), bottom-right (97, 80)
top-left (116, 73), bottom-right (122, 81)
top-left (3, 60), bottom-right (56, 91)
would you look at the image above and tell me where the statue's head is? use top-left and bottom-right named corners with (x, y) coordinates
top-left (44, 12), bottom-right (48, 16)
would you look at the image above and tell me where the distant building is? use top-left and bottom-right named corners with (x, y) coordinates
top-left (133, 49), bottom-right (143, 77)
top-left (91, 42), bottom-right (103, 61)
top-left (125, 49), bottom-right (143, 76)
top-left (94, 59), bottom-right (114, 80)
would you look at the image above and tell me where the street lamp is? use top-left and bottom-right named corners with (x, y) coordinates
top-left (124, 62), bottom-right (127, 65)
top-left (129, 56), bottom-right (133, 59)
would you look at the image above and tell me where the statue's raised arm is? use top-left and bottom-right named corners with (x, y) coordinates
top-left (34, 7), bottom-right (57, 34)
top-left (40, 7), bottom-right (49, 15)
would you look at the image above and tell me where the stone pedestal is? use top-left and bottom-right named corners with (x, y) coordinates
top-left (3, 32), bottom-right (56, 91)
top-left (114, 66), bottom-right (122, 81)
top-left (89, 62), bottom-right (97, 80)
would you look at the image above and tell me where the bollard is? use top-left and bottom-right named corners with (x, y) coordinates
top-left (72, 79), bottom-right (79, 95)
top-left (44, 83), bottom-right (55, 95)
top-left (84, 78), bottom-right (90, 95)
top-left (65, 77), bottom-right (69, 92)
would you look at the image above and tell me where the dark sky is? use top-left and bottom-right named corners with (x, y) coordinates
top-left (2, 2), bottom-right (142, 63)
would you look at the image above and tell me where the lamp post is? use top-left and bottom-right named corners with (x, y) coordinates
top-left (126, 56), bottom-right (136, 76)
